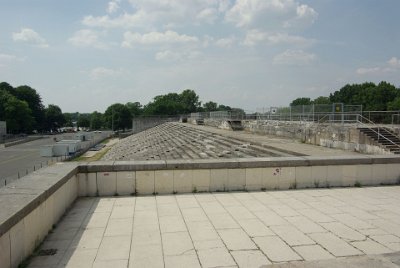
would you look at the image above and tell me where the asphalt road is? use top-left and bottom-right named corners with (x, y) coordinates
top-left (0, 132), bottom-right (110, 187)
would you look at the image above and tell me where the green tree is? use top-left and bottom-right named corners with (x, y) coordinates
top-left (1, 91), bottom-right (34, 133)
top-left (77, 114), bottom-right (91, 130)
top-left (312, 96), bottom-right (331, 104)
top-left (63, 113), bottom-right (74, 127)
top-left (90, 111), bottom-right (104, 130)
top-left (126, 102), bottom-right (142, 117)
top-left (180, 89), bottom-right (201, 113)
top-left (104, 103), bottom-right (132, 131)
top-left (203, 101), bottom-right (218, 112)
top-left (290, 97), bottom-right (312, 106)
top-left (143, 93), bottom-right (185, 115)
top-left (45, 104), bottom-right (65, 131)
top-left (13, 85), bottom-right (45, 131)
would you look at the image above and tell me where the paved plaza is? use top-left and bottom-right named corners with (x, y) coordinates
top-left (27, 186), bottom-right (400, 268)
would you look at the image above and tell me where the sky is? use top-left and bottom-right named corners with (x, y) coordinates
top-left (0, 0), bottom-right (400, 113)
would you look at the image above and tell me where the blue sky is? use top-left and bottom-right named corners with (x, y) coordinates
top-left (1, 0), bottom-right (399, 113)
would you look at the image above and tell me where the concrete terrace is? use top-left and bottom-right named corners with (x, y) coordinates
top-left (27, 186), bottom-right (400, 268)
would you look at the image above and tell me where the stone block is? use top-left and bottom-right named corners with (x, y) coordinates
top-left (371, 164), bottom-right (387, 183)
top-left (295, 166), bottom-right (313, 189)
top-left (311, 166), bottom-right (328, 188)
top-left (245, 168), bottom-right (263, 191)
top-left (356, 165), bottom-right (373, 186)
top-left (279, 167), bottom-right (296, 189)
top-left (173, 170), bottom-right (193, 193)
top-left (136, 171), bottom-right (155, 195)
top-left (77, 173), bottom-right (87, 196)
top-left (227, 169), bottom-right (245, 191)
top-left (86, 173), bottom-right (98, 197)
top-left (327, 165), bottom-right (343, 187)
top-left (342, 165), bottom-right (357, 186)
top-left (192, 169), bottom-right (210, 192)
top-left (10, 221), bottom-right (24, 268)
top-left (97, 172), bottom-right (117, 196)
top-left (263, 167), bottom-right (279, 190)
top-left (116, 171), bottom-right (135, 195)
top-left (155, 170), bottom-right (174, 194)
top-left (0, 232), bottom-right (10, 268)
top-left (210, 169), bottom-right (228, 191)
top-left (385, 163), bottom-right (400, 184)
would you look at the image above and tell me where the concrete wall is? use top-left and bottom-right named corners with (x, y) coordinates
top-left (239, 120), bottom-right (398, 154)
top-left (77, 156), bottom-right (400, 196)
top-left (2, 156), bottom-right (400, 267)
top-left (0, 163), bottom-right (78, 268)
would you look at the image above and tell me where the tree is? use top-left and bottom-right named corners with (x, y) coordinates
top-left (312, 96), bottom-right (331, 105)
top-left (90, 111), bottom-right (104, 130)
top-left (13, 85), bottom-right (45, 131)
top-left (77, 114), bottom-right (90, 130)
top-left (45, 104), bottom-right (65, 131)
top-left (290, 97), bottom-right (312, 106)
top-left (1, 91), bottom-right (34, 133)
top-left (126, 102), bottom-right (142, 117)
top-left (63, 113), bottom-right (74, 127)
top-left (203, 101), bottom-right (218, 112)
top-left (143, 93), bottom-right (185, 115)
top-left (180, 89), bottom-right (201, 113)
top-left (104, 103), bottom-right (132, 131)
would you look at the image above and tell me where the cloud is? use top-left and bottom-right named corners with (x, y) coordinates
top-left (107, 0), bottom-right (121, 14)
top-left (225, 0), bottom-right (318, 29)
top-left (243, 29), bottom-right (314, 46)
top-left (68, 29), bottom-right (108, 49)
top-left (12, 28), bottom-right (48, 48)
top-left (388, 57), bottom-right (400, 67)
top-left (90, 67), bottom-right (125, 80)
top-left (215, 37), bottom-right (236, 48)
top-left (122, 30), bottom-right (198, 48)
top-left (155, 50), bottom-right (201, 61)
top-left (356, 57), bottom-right (400, 75)
top-left (0, 53), bottom-right (23, 68)
top-left (273, 49), bottom-right (316, 65)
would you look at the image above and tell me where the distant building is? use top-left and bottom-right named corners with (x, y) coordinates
top-left (0, 121), bottom-right (6, 143)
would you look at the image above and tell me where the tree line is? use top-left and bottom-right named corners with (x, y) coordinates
top-left (290, 81), bottom-right (400, 111)
top-left (0, 82), bottom-right (240, 134)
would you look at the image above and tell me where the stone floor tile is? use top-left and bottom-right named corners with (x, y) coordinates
top-left (268, 204), bottom-right (300, 217)
top-left (285, 216), bottom-right (326, 234)
top-left (27, 249), bottom-right (65, 268)
top-left (270, 225), bottom-right (315, 246)
top-left (239, 199), bottom-right (268, 212)
top-left (368, 219), bottom-right (400, 236)
top-left (293, 245), bottom-right (335, 261)
top-left (164, 253), bottom-right (201, 268)
top-left (70, 230), bottom-right (103, 249)
top-left (236, 218), bottom-right (275, 237)
top-left (231, 250), bottom-right (271, 267)
top-left (320, 222), bottom-right (365, 241)
top-left (104, 218), bottom-right (133, 236)
top-left (159, 215), bottom-right (187, 233)
top-left (297, 208), bottom-right (335, 223)
top-left (46, 227), bottom-right (79, 241)
top-left (358, 228), bottom-right (388, 236)
top-left (370, 234), bottom-right (400, 244)
top-left (193, 239), bottom-right (225, 250)
top-left (197, 247), bottom-right (236, 268)
top-left (225, 206), bottom-right (256, 220)
top-left (280, 198), bottom-right (310, 210)
top-left (181, 207), bottom-right (209, 222)
top-left (58, 248), bottom-right (97, 268)
top-left (309, 232), bottom-right (362, 257)
top-left (83, 212), bottom-right (110, 229)
top-left (114, 197), bottom-right (135, 206)
top-left (97, 236), bottom-right (131, 261)
top-left (92, 259), bottom-right (128, 268)
top-left (187, 221), bottom-right (219, 241)
top-left (218, 229), bottom-right (257, 250)
top-left (132, 228), bottom-right (162, 246)
top-left (214, 193), bottom-right (242, 207)
top-left (307, 202), bottom-right (343, 215)
top-left (157, 204), bottom-right (181, 217)
top-left (253, 210), bottom-right (288, 226)
top-left (208, 213), bottom-right (240, 229)
top-left (110, 206), bottom-right (134, 219)
top-left (129, 244), bottom-right (164, 268)
top-left (351, 239), bottom-right (393, 255)
top-left (200, 201), bottom-right (227, 215)
top-left (162, 232), bottom-right (194, 256)
top-left (331, 213), bottom-right (374, 230)
top-left (338, 206), bottom-right (379, 220)
top-left (176, 195), bottom-right (200, 209)
top-left (132, 210), bottom-right (158, 226)
top-left (253, 236), bottom-right (302, 262)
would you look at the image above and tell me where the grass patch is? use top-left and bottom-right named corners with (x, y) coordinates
top-left (74, 147), bottom-right (112, 162)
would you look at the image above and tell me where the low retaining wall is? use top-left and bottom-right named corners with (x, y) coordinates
top-left (1, 156), bottom-right (400, 267)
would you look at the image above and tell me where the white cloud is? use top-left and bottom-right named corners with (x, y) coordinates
top-left (215, 37), bottom-right (235, 48)
top-left (388, 57), bottom-right (400, 67)
top-left (0, 54), bottom-right (18, 62)
top-left (90, 67), bottom-right (125, 80)
top-left (273, 49), bottom-right (316, 65)
top-left (107, 0), bottom-right (121, 14)
top-left (284, 4), bottom-right (318, 28)
top-left (243, 29), bottom-right (314, 46)
top-left (122, 30), bottom-right (198, 48)
top-left (12, 28), bottom-right (48, 48)
top-left (155, 50), bottom-right (201, 61)
top-left (196, 8), bottom-right (218, 24)
top-left (68, 29), bottom-right (108, 49)
top-left (356, 67), bottom-right (381, 75)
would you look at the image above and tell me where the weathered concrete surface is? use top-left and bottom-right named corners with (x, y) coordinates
top-left (25, 186), bottom-right (400, 268)
top-left (103, 122), bottom-right (362, 161)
